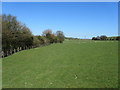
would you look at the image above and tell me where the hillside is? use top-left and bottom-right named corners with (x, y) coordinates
top-left (2, 40), bottom-right (118, 88)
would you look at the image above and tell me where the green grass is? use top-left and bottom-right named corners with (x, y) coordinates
top-left (2, 40), bottom-right (118, 88)
top-left (0, 59), bottom-right (2, 89)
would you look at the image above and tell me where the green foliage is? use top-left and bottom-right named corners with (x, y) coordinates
top-left (36, 35), bottom-right (45, 44)
top-left (65, 37), bottom-right (80, 40)
top-left (107, 36), bottom-right (120, 40)
top-left (42, 30), bottom-right (65, 44)
top-left (56, 31), bottom-right (64, 43)
top-left (92, 35), bottom-right (120, 41)
top-left (2, 14), bottom-right (33, 52)
top-left (100, 35), bottom-right (107, 40)
top-left (2, 14), bottom-right (65, 57)
top-left (33, 36), bottom-right (40, 47)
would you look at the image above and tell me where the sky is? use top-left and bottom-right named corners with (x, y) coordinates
top-left (2, 2), bottom-right (118, 39)
top-left (2, 0), bottom-right (120, 2)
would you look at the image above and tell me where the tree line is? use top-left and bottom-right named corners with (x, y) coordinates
top-left (1, 14), bottom-right (64, 58)
top-left (92, 35), bottom-right (120, 40)
top-left (65, 37), bottom-right (80, 40)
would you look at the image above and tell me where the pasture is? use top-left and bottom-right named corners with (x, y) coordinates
top-left (2, 40), bottom-right (118, 88)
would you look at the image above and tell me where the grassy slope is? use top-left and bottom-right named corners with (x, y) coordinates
top-left (0, 59), bottom-right (2, 89)
top-left (2, 40), bottom-right (118, 88)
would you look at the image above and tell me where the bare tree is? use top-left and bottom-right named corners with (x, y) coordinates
top-left (42, 29), bottom-right (52, 36)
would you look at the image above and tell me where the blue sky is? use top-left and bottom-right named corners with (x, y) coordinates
top-left (2, 2), bottom-right (118, 39)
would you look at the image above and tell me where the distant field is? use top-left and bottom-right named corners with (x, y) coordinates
top-left (2, 40), bottom-right (118, 88)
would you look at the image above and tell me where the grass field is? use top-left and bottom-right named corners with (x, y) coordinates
top-left (2, 40), bottom-right (118, 88)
